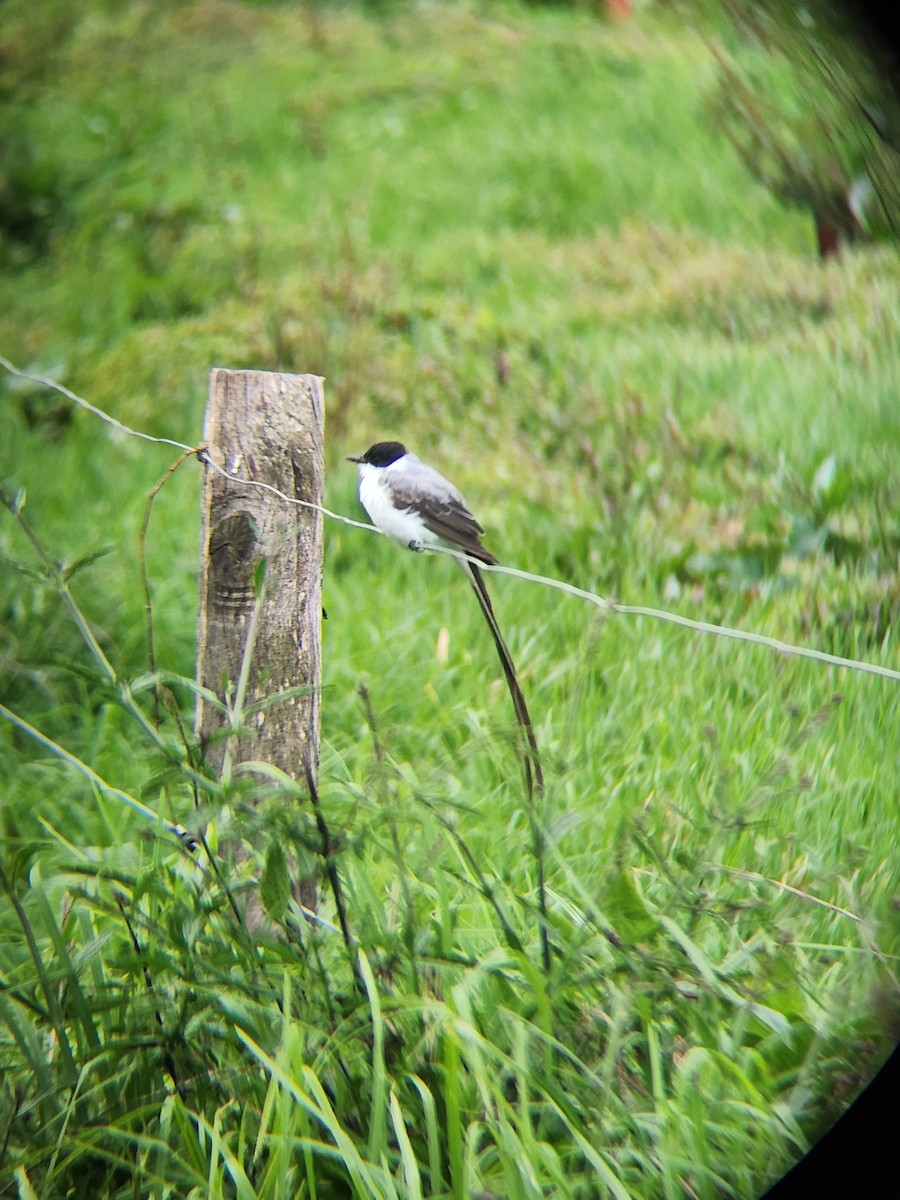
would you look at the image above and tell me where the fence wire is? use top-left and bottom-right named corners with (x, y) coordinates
top-left (2, 353), bottom-right (898, 684)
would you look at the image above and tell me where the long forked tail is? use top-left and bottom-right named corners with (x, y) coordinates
top-left (461, 559), bottom-right (550, 972)
top-left (462, 561), bottom-right (544, 798)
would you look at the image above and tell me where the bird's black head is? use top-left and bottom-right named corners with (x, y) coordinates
top-left (347, 441), bottom-right (407, 467)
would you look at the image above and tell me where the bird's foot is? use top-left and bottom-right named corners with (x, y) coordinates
top-left (407, 539), bottom-right (426, 553)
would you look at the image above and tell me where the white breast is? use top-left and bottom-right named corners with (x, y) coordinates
top-left (358, 464), bottom-right (432, 549)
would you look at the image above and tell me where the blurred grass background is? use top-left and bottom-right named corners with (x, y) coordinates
top-left (1, 1), bottom-right (898, 1197)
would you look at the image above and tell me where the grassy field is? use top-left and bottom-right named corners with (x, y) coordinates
top-left (1, 2), bottom-right (898, 1197)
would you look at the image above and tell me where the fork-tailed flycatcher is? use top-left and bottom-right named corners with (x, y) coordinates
top-left (347, 440), bottom-right (543, 795)
top-left (347, 441), bottom-right (497, 564)
top-left (348, 440), bottom-right (549, 970)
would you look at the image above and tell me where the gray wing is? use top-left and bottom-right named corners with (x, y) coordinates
top-left (388, 456), bottom-right (498, 565)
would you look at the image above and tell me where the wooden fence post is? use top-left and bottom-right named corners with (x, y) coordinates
top-left (195, 368), bottom-right (324, 844)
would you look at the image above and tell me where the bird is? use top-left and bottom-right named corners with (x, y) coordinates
top-left (348, 439), bottom-right (549, 970)
top-left (346, 441), bottom-right (497, 566)
top-left (347, 439), bottom-right (542, 787)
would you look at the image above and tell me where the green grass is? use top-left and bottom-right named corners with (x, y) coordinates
top-left (1, 1), bottom-right (899, 1197)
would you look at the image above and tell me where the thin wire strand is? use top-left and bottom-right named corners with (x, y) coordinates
top-left (201, 452), bottom-right (378, 536)
top-left (0, 355), bottom-right (196, 453)
top-left (0, 353), bottom-right (377, 535)
top-left (454, 555), bottom-right (900, 683)
top-left (3, 354), bottom-right (898, 684)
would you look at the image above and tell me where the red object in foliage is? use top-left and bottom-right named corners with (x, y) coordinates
top-left (816, 216), bottom-right (841, 260)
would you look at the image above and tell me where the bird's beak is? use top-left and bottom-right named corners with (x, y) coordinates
top-left (346, 454), bottom-right (362, 463)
